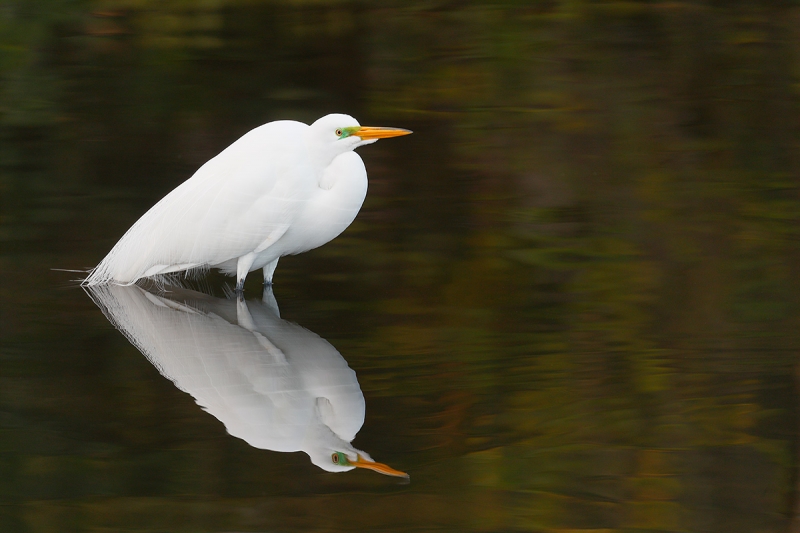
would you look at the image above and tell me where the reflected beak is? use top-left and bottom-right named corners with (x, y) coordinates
top-left (352, 454), bottom-right (409, 479)
top-left (355, 126), bottom-right (413, 140)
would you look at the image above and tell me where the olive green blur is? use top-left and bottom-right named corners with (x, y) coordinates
top-left (2, 1), bottom-right (800, 532)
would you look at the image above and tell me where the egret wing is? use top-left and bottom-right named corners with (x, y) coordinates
top-left (86, 121), bottom-right (314, 285)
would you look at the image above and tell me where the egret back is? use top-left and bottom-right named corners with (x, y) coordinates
top-left (84, 121), bottom-right (313, 285)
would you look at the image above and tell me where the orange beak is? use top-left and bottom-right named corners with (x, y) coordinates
top-left (352, 454), bottom-right (409, 479)
top-left (354, 126), bottom-right (413, 140)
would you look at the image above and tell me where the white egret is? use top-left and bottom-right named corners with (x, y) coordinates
top-left (85, 283), bottom-right (408, 478)
top-left (83, 114), bottom-right (411, 290)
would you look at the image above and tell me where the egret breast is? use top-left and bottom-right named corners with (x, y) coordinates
top-left (214, 130), bottom-right (367, 272)
top-left (277, 151), bottom-right (368, 257)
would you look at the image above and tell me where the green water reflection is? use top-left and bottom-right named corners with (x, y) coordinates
top-left (1, 1), bottom-right (800, 532)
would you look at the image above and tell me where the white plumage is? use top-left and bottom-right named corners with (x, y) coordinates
top-left (83, 114), bottom-right (411, 290)
top-left (85, 283), bottom-right (407, 477)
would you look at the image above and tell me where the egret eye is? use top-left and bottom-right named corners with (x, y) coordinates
top-left (331, 453), bottom-right (339, 464)
top-left (335, 128), bottom-right (343, 137)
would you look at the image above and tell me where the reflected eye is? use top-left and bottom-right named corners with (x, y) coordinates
top-left (331, 453), bottom-right (339, 464)
top-left (335, 128), bottom-right (343, 137)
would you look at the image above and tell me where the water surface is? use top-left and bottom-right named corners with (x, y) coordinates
top-left (2, 2), bottom-right (800, 532)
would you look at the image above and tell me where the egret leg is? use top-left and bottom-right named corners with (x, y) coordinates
top-left (262, 285), bottom-right (280, 318)
top-left (235, 252), bottom-right (257, 292)
top-left (236, 297), bottom-right (256, 330)
top-left (263, 258), bottom-right (279, 286)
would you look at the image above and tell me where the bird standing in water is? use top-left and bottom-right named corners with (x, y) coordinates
top-left (83, 114), bottom-right (411, 291)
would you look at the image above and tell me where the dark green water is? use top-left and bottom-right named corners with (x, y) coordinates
top-left (2, 2), bottom-right (800, 532)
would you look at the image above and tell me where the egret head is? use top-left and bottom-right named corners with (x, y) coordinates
top-left (330, 450), bottom-right (409, 478)
top-left (309, 447), bottom-right (409, 478)
top-left (304, 422), bottom-right (408, 478)
top-left (306, 113), bottom-right (412, 170)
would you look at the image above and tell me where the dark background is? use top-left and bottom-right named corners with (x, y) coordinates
top-left (2, 1), bottom-right (800, 531)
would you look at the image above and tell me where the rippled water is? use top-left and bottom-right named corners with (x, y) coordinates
top-left (2, 2), bottom-right (800, 532)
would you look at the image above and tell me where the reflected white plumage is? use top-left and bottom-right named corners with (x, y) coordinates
top-left (85, 283), bottom-right (408, 478)
top-left (83, 114), bottom-right (411, 290)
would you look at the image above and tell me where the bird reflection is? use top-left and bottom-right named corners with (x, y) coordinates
top-left (85, 283), bottom-right (407, 479)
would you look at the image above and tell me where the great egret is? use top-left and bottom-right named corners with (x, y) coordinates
top-left (85, 283), bottom-right (408, 478)
top-left (83, 114), bottom-right (411, 290)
